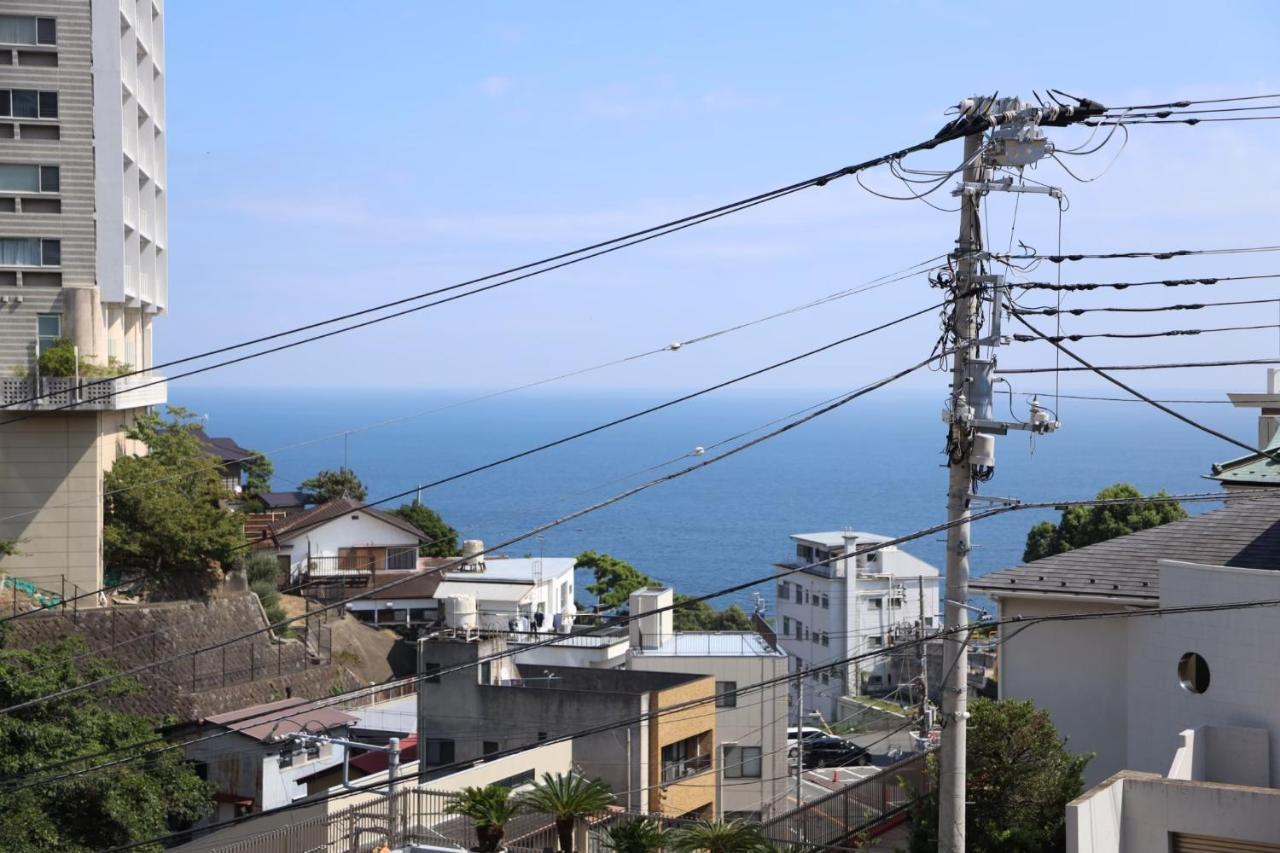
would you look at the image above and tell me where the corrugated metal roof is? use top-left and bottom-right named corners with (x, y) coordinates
top-left (203, 697), bottom-right (356, 742)
top-left (971, 491), bottom-right (1280, 602)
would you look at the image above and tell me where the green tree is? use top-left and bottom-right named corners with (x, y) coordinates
top-left (1022, 483), bottom-right (1188, 562)
top-left (0, 638), bottom-right (213, 850)
top-left (446, 784), bottom-right (519, 853)
top-left (391, 500), bottom-right (459, 557)
top-left (244, 551), bottom-right (288, 630)
top-left (603, 818), bottom-right (668, 853)
top-left (241, 450), bottom-right (274, 497)
top-left (578, 551), bottom-right (755, 629)
top-left (300, 466), bottom-right (367, 503)
top-left (104, 408), bottom-right (247, 597)
top-left (579, 550), bottom-right (655, 610)
top-left (517, 772), bottom-right (614, 853)
top-left (909, 698), bottom-right (1092, 853)
top-left (668, 819), bottom-right (769, 853)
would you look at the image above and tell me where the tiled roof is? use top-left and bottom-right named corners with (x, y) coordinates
top-left (971, 491), bottom-right (1280, 602)
top-left (192, 428), bottom-right (253, 464)
top-left (269, 497), bottom-right (425, 543)
top-left (203, 697), bottom-right (356, 742)
top-left (259, 491), bottom-right (309, 509)
top-left (1209, 431), bottom-right (1280, 485)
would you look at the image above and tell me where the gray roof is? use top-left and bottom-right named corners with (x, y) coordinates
top-left (971, 491), bottom-right (1280, 603)
top-left (631, 631), bottom-right (786, 658)
top-left (269, 496), bottom-right (425, 543)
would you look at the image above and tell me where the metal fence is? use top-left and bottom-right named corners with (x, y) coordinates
top-left (760, 748), bottom-right (935, 848)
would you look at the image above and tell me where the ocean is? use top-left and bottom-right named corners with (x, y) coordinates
top-left (176, 387), bottom-right (1247, 612)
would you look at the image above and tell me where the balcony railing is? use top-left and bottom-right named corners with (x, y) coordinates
top-left (660, 752), bottom-right (712, 784)
top-left (0, 374), bottom-right (166, 411)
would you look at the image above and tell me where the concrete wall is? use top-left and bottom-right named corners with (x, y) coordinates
top-left (0, 409), bottom-right (139, 593)
top-left (1126, 561), bottom-right (1280, 786)
top-left (996, 595), bottom-right (1131, 786)
top-left (630, 649), bottom-right (787, 819)
top-left (1068, 771), bottom-right (1280, 853)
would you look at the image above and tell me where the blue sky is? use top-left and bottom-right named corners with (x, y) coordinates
top-left (165, 2), bottom-right (1280, 395)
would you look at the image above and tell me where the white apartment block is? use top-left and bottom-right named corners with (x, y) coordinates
top-left (774, 531), bottom-right (940, 724)
top-left (626, 587), bottom-right (789, 822)
top-left (0, 0), bottom-right (166, 596)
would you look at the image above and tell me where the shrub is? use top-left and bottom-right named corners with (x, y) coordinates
top-left (36, 338), bottom-right (77, 377)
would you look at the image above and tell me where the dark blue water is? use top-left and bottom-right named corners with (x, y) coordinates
top-left (175, 387), bottom-right (1245, 610)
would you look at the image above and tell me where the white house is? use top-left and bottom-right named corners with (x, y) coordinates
top-left (972, 491), bottom-right (1280, 788)
top-left (626, 587), bottom-right (789, 821)
top-left (263, 496), bottom-right (424, 584)
top-left (186, 697), bottom-right (357, 824)
top-left (774, 531), bottom-right (941, 723)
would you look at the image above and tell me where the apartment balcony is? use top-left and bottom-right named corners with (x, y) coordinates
top-left (0, 373), bottom-right (166, 412)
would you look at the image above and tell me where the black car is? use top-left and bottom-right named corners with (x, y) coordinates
top-left (800, 736), bottom-right (869, 768)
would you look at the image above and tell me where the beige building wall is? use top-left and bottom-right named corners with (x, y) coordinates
top-left (648, 675), bottom-right (716, 817)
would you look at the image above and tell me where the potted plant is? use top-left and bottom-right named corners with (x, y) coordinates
top-left (603, 817), bottom-right (668, 853)
top-left (517, 771), bottom-right (614, 853)
top-left (446, 784), bottom-right (519, 853)
top-left (667, 819), bottom-right (769, 853)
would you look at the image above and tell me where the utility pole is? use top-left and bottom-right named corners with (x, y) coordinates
top-left (918, 575), bottom-right (929, 741)
top-left (938, 128), bottom-right (984, 853)
top-left (795, 675), bottom-right (805, 812)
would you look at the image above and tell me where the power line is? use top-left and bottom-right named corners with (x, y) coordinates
top-left (996, 245), bottom-right (1280, 264)
top-left (0, 352), bottom-right (942, 718)
top-left (5, 485), bottom-right (1268, 797)
top-left (999, 357), bottom-right (1280, 374)
top-left (1108, 92), bottom-right (1280, 110)
top-left (1011, 322), bottom-right (1280, 342)
top-left (1010, 273), bottom-right (1280, 293)
top-left (1012, 296), bottom-right (1280, 314)
top-left (1008, 312), bottom-right (1277, 463)
top-left (1, 127), bottom-right (984, 416)
top-left (1013, 391), bottom-right (1231, 405)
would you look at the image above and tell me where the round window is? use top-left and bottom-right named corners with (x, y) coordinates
top-left (1177, 652), bottom-right (1210, 694)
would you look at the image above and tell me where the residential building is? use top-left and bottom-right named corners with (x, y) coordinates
top-left (1209, 370), bottom-right (1280, 489)
top-left (416, 632), bottom-right (718, 817)
top-left (972, 491), bottom-right (1280, 787)
top-left (1069, 725), bottom-right (1280, 852)
top-left (193, 427), bottom-right (252, 496)
top-left (774, 530), bottom-right (940, 723)
top-left (261, 496), bottom-right (424, 584)
top-left (186, 697), bottom-right (357, 824)
top-left (345, 540), bottom-right (578, 635)
top-left (0, 0), bottom-right (167, 596)
top-left (626, 586), bottom-right (788, 821)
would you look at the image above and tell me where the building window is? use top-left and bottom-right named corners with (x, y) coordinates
top-left (0, 163), bottom-right (58, 193)
top-left (795, 620), bottom-right (804, 640)
top-left (924, 616), bottom-right (933, 627)
top-left (492, 769), bottom-right (535, 790)
top-left (1178, 652), bottom-right (1210, 694)
top-left (782, 616), bottom-right (791, 635)
top-left (661, 734), bottom-right (711, 783)
top-left (820, 671), bottom-right (829, 684)
top-left (777, 581), bottom-right (789, 601)
top-left (423, 738), bottom-right (455, 766)
top-left (37, 314), bottom-right (60, 354)
top-left (715, 681), bottom-right (737, 708)
top-left (869, 635), bottom-right (883, 647)
top-left (723, 745), bottom-right (762, 779)
top-left (811, 632), bottom-right (820, 645)
top-left (869, 597), bottom-right (882, 609)
top-left (821, 632), bottom-right (830, 647)
top-left (385, 547), bottom-right (415, 571)
top-left (0, 90), bottom-right (57, 119)
top-left (483, 740), bottom-right (499, 756)
top-left (0, 237), bottom-right (58, 266)
top-left (0, 16), bottom-right (55, 46)
top-left (821, 594), bottom-right (829, 609)
top-left (479, 661), bottom-right (491, 684)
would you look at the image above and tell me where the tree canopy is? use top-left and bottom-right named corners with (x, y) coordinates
top-left (577, 551), bottom-right (754, 631)
top-left (300, 466), bottom-right (367, 503)
top-left (241, 450), bottom-right (274, 497)
top-left (909, 698), bottom-right (1091, 853)
top-left (0, 638), bottom-right (212, 850)
top-left (104, 408), bottom-right (247, 597)
top-left (1022, 482), bottom-right (1187, 562)
top-left (391, 501), bottom-right (459, 557)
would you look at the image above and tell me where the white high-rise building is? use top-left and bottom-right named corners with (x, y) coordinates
top-left (774, 531), bottom-right (940, 724)
top-left (0, 0), bottom-right (167, 596)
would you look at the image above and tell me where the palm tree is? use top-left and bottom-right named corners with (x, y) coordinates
top-left (517, 771), bottom-right (614, 853)
top-left (668, 819), bottom-right (769, 853)
top-left (603, 817), bottom-right (668, 853)
top-left (446, 784), bottom-right (520, 853)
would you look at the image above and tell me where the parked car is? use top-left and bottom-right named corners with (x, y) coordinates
top-left (786, 726), bottom-right (826, 759)
top-left (800, 736), bottom-right (869, 768)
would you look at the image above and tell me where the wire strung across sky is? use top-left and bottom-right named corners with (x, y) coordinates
top-left (1012, 296), bottom-right (1280, 315)
top-left (4, 485), bottom-right (1272, 801)
top-left (1011, 322), bottom-right (1280, 342)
